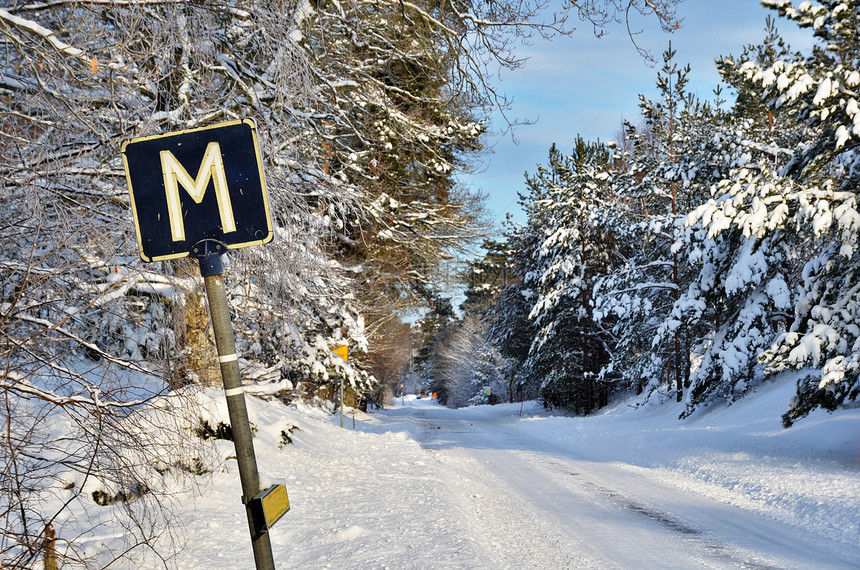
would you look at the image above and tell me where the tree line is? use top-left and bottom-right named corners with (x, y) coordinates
top-left (437, 2), bottom-right (860, 429)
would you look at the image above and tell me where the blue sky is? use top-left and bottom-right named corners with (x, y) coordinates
top-left (463, 0), bottom-right (815, 230)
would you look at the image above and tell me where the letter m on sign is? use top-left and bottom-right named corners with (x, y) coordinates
top-left (161, 142), bottom-right (236, 242)
top-left (121, 119), bottom-right (273, 262)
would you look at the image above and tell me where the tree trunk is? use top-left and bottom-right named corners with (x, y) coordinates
top-left (44, 524), bottom-right (58, 570)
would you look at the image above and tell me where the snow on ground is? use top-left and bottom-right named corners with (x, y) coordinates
top-left (70, 376), bottom-right (859, 569)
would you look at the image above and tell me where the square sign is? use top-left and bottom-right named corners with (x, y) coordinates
top-left (121, 119), bottom-right (273, 262)
top-left (251, 484), bottom-right (290, 531)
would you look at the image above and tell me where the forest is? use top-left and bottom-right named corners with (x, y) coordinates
top-left (1, 0), bottom-right (859, 567)
top-left (444, 2), bottom-right (860, 427)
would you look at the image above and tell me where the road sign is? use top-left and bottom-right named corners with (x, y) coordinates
top-left (121, 119), bottom-right (273, 262)
top-left (122, 119), bottom-right (278, 568)
top-left (330, 344), bottom-right (349, 428)
top-left (251, 484), bottom-right (290, 532)
top-left (332, 345), bottom-right (348, 363)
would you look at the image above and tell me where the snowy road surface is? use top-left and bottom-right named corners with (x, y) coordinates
top-left (155, 382), bottom-right (860, 569)
top-left (378, 402), bottom-right (856, 569)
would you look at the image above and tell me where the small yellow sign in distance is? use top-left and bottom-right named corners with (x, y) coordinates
top-left (256, 484), bottom-right (289, 530)
top-left (331, 345), bottom-right (348, 363)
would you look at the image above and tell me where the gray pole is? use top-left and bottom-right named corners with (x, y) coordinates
top-left (339, 375), bottom-right (344, 428)
top-left (196, 241), bottom-right (275, 570)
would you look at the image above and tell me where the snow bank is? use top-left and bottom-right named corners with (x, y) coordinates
top-left (513, 377), bottom-right (860, 547)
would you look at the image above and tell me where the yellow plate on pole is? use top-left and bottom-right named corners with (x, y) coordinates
top-left (253, 485), bottom-right (290, 530)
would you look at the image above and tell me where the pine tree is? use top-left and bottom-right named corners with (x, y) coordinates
top-left (750, 0), bottom-right (860, 425)
top-left (485, 216), bottom-right (542, 400)
top-left (594, 45), bottom-right (716, 402)
top-left (522, 139), bottom-right (616, 413)
top-left (461, 240), bottom-right (513, 315)
top-left (662, 18), bottom-right (805, 416)
top-left (670, 1), bottom-right (860, 424)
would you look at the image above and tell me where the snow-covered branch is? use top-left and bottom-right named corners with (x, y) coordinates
top-left (1, 371), bottom-right (149, 410)
top-left (3, 307), bottom-right (157, 377)
top-left (0, 8), bottom-right (88, 62)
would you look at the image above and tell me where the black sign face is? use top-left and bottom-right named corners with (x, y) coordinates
top-left (121, 119), bottom-right (273, 262)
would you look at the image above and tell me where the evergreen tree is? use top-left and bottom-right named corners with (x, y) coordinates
top-left (432, 314), bottom-right (509, 407)
top-left (676, 161), bottom-right (798, 415)
top-left (412, 296), bottom-right (458, 404)
top-left (662, 18), bottom-right (805, 416)
top-left (458, 239), bottom-right (520, 400)
top-left (749, 0), bottom-right (860, 425)
top-left (594, 45), bottom-right (717, 401)
top-left (486, 215), bottom-right (542, 400)
top-left (666, 1), bottom-right (860, 423)
top-left (461, 239), bottom-right (513, 315)
top-left (522, 139), bottom-right (616, 413)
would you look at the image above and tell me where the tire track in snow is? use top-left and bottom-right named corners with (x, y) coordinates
top-left (412, 416), bottom-right (723, 569)
top-left (412, 411), bottom-right (837, 569)
top-left (425, 446), bottom-right (605, 569)
top-left (406, 408), bottom-right (603, 567)
top-left (540, 458), bottom-right (782, 570)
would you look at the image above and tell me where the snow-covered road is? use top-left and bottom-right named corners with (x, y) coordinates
top-left (372, 397), bottom-right (860, 569)
top-left (152, 381), bottom-right (859, 569)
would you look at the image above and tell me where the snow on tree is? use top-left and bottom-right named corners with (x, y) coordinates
top-left (451, 240), bottom-right (521, 402)
top-left (516, 140), bottom-right (617, 413)
top-left (646, 1), bottom-right (860, 423)
top-left (758, 0), bottom-right (860, 176)
top-left (292, 0), bottom-right (686, 375)
top-left (485, 216), bottom-right (542, 400)
top-left (0, 0), bottom-right (371, 392)
top-left (293, 0), bottom-right (490, 312)
top-left (676, 162), bottom-right (797, 414)
top-left (431, 314), bottom-right (509, 407)
top-left (656, 18), bottom-right (805, 416)
top-left (0, 0), bottom-right (697, 562)
top-left (593, 46), bottom-right (719, 402)
top-left (736, 0), bottom-right (860, 425)
top-left (0, 2), bottom-right (364, 565)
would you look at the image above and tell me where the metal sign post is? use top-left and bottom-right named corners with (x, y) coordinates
top-left (122, 119), bottom-right (286, 570)
top-left (195, 241), bottom-right (275, 570)
top-left (331, 345), bottom-right (348, 428)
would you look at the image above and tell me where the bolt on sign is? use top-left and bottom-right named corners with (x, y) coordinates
top-left (121, 119), bottom-right (273, 262)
